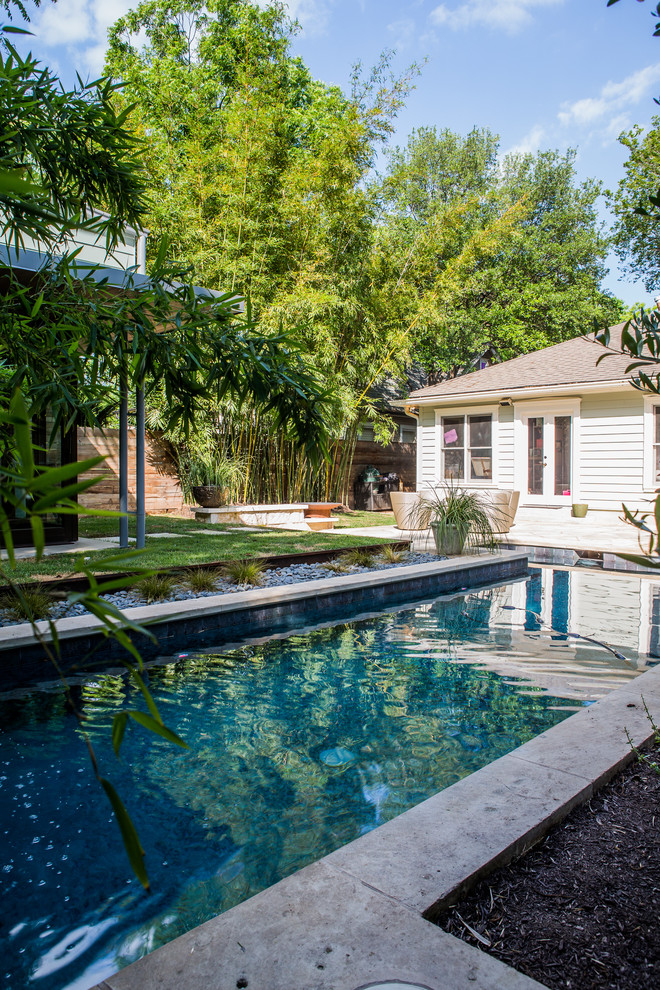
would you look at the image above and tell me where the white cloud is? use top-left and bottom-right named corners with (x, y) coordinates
top-left (430, 0), bottom-right (564, 35)
top-left (387, 17), bottom-right (416, 49)
top-left (38, 0), bottom-right (92, 47)
top-left (35, 0), bottom-right (133, 74)
top-left (503, 124), bottom-right (545, 158)
top-left (558, 64), bottom-right (660, 127)
top-left (258, 0), bottom-right (332, 37)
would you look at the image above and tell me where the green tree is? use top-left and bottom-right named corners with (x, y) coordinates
top-left (608, 117), bottom-right (660, 292)
top-left (105, 0), bottom-right (418, 501)
top-left (376, 129), bottom-right (622, 377)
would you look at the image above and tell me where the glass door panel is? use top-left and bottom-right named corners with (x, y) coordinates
top-left (521, 411), bottom-right (573, 504)
top-left (554, 416), bottom-right (571, 497)
top-left (527, 417), bottom-right (544, 495)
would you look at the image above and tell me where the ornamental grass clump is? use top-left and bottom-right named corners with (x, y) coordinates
top-left (223, 559), bottom-right (264, 586)
top-left (419, 485), bottom-right (498, 555)
top-left (138, 574), bottom-right (178, 603)
top-left (185, 567), bottom-right (221, 593)
top-left (380, 545), bottom-right (405, 564)
top-left (341, 547), bottom-right (377, 568)
top-left (323, 558), bottom-right (349, 574)
top-left (0, 584), bottom-right (54, 622)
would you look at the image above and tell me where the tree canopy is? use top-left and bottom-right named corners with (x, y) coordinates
top-left (375, 128), bottom-right (622, 377)
top-left (0, 13), bottom-right (336, 457)
top-left (608, 117), bottom-right (660, 292)
top-left (106, 2), bottom-right (620, 398)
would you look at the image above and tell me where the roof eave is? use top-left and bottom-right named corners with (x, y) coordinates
top-left (395, 379), bottom-right (638, 409)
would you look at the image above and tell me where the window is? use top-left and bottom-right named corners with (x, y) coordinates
top-left (441, 413), bottom-right (493, 481)
top-left (357, 421), bottom-right (375, 442)
top-left (654, 408), bottom-right (660, 486)
top-left (643, 400), bottom-right (660, 489)
top-left (399, 422), bottom-right (416, 443)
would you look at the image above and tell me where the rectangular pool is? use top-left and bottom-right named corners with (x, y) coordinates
top-left (0, 565), bottom-right (656, 990)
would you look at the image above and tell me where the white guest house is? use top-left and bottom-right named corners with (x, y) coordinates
top-left (399, 331), bottom-right (660, 515)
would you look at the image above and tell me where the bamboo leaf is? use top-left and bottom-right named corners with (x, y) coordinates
top-left (130, 670), bottom-right (162, 722)
top-left (99, 778), bottom-right (149, 890)
top-left (112, 712), bottom-right (128, 756)
top-left (127, 710), bottom-right (189, 749)
top-left (30, 515), bottom-right (45, 561)
top-left (28, 456), bottom-right (106, 491)
top-left (9, 391), bottom-right (34, 481)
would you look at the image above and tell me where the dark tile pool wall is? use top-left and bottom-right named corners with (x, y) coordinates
top-left (1, 555), bottom-right (528, 691)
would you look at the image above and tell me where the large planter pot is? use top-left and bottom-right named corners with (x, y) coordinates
top-left (431, 521), bottom-right (466, 555)
top-left (389, 491), bottom-right (431, 531)
top-left (191, 485), bottom-right (229, 508)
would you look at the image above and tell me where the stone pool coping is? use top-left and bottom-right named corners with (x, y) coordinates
top-left (93, 659), bottom-right (660, 990)
top-left (0, 550), bottom-right (527, 689)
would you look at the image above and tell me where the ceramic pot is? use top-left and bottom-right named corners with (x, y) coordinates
top-left (192, 485), bottom-right (229, 508)
top-left (571, 503), bottom-right (588, 518)
top-left (430, 521), bottom-right (466, 555)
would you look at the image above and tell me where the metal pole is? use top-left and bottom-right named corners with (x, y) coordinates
top-left (119, 371), bottom-right (129, 548)
top-left (135, 229), bottom-right (148, 550)
top-left (136, 384), bottom-right (145, 549)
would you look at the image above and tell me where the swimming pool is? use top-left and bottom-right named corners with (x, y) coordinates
top-left (0, 565), bottom-right (656, 989)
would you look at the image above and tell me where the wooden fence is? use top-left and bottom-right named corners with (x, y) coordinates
top-left (77, 429), bottom-right (416, 514)
top-left (78, 427), bottom-right (186, 515)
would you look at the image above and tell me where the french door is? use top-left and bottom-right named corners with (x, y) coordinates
top-left (516, 403), bottom-right (578, 506)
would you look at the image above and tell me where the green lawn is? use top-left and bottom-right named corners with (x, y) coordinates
top-left (10, 512), bottom-right (396, 583)
top-left (333, 510), bottom-right (395, 528)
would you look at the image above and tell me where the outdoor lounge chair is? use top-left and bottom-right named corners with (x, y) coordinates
top-left (489, 489), bottom-right (520, 534)
top-left (389, 491), bottom-right (432, 531)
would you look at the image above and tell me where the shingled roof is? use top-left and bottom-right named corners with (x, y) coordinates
top-left (406, 330), bottom-right (654, 403)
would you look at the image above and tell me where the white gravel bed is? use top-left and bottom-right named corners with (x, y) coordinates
top-left (0, 551), bottom-right (441, 628)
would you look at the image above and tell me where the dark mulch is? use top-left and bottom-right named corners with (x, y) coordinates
top-left (437, 752), bottom-right (660, 990)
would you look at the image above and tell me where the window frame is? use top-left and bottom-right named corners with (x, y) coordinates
top-left (434, 406), bottom-right (499, 487)
top-left (643, 398), bottom-right (660, 491)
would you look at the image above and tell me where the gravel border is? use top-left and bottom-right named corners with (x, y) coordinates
top-left (0, 551), bottom-right (439, 627)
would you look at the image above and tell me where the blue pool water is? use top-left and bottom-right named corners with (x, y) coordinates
top-left (0, 566), bottom-right (655, 989)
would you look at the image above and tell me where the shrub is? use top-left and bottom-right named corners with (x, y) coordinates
top-left (342, 547), bottom-right (376, 568)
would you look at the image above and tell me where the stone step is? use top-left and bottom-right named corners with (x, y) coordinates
top-left (305, 517), bottom-right (337, 531)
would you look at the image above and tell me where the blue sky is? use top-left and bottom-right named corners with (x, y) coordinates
top-left (16, 0), bottom-right (660, 304)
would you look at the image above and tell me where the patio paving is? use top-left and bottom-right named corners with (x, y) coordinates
top-left (337, 507), bottom-right (650, 557)
top-left (0, 536), bottom-right (121, 560)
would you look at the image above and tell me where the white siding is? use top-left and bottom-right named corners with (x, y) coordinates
top-left (19, 226), bottom-right (137, 271)
top-left (497, 405), bottom-right (515, 487)
top-left (417, 406), bottom-right (437, 488)
top-left (578, 391), bottom-right (646, 511)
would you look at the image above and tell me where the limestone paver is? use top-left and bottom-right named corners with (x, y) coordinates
top-left (338, 507), bottom-right (649, 557)
top-left (99, 860), bottom-right (543, 990)
top-left (509, 666), bottom-right (660, 785)
top-left (324, 746), bottom-right (592, 917)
